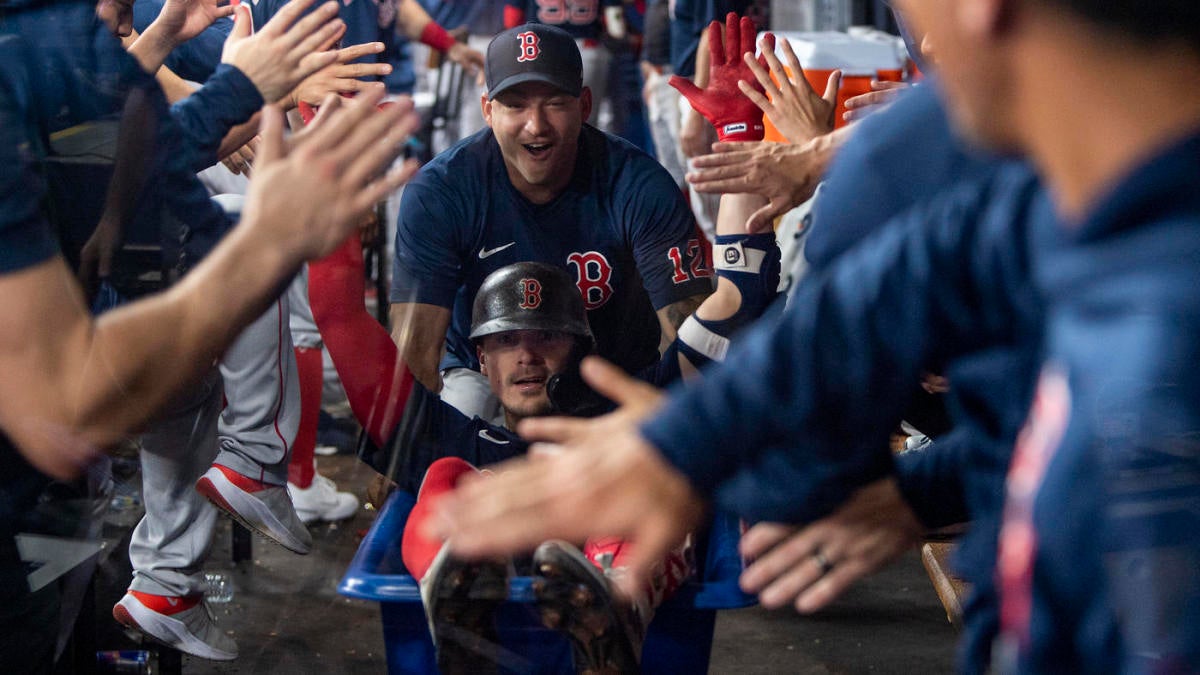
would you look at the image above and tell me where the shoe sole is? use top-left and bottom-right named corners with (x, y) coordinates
top-left (533, 541), bottom-right (641, 675)
top-left (113, 596), bottom-right (237, 661)
top-left (196, 470), bottom-right (311, 555)
top-left (421, 545), bottom-right (509, 674)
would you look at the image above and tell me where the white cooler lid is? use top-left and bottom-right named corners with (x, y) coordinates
top-left (762, 30), bottom-right (905, 75)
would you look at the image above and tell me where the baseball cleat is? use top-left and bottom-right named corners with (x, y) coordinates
top-left (196, 464), bottom-right (312, 554)
top-left (532, 540), bottom-right (641, 675)
top-left (420, 543), bottom-right (511, 675)
top-left (113, 591), bottom-right (237, 661)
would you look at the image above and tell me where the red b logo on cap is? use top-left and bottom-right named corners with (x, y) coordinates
top-left (517, 31), bottom-right (541, 62)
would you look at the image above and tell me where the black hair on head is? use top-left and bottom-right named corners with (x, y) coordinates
top-left (1040, 0), bottom-right (1200, 51)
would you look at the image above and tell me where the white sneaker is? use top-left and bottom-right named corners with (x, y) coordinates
top-left (313, 444), bottom-right (340, 457)
top-left (287, 474), bottom-right (359, 523)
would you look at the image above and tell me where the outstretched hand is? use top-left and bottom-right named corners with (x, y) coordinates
top-left (432, 357), bottom-right (706, 599)
top-left (290, 40), bottom-right (392, 108)
top-left (221, 0), bottom-right (343, 104)
top-left (670, 13), bottom-right (773, 143)
top-left (243, 88), bottom-right (420, 261)
top-left (843, 80), bottom-right (909, 122)
top-left (154, 0), bottom-right (236, 45)
top-left (740, 36), bottom-right (840, 145)
top-left (687, 140), bottom-right (830, 231)
top-left (739, 478), bottom-right (923, 613)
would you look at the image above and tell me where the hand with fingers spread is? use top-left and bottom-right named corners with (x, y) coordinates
top-left (670, 13), bottom-right (773, 143)
top-left (153, 0), bottom-right (237, 45)
top-left (433, 356), bottom-right (706, 599)
top-left (221, 0), bottom-right (344, 104)
top-left (739, 478), bottom-right (924, 613)
top-left (290, 40), bottom-right (392, 108)
top-left (687, 135), bottom-right (838, 231)
top-left (740, 36), bottom-right (841, 145)
top-left (843, 80), bottom-right (909, 122)
top-left (243, 89), bottom-right (421, 260)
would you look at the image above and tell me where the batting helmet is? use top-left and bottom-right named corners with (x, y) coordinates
top-left (469, 262), bottom-right (594, 345)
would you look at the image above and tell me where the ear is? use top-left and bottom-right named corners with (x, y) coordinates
top-left (482, 93), bottom-right (493, 127)
top-left (477, 345), bottom-right (487, 375)
top-left (579, 87), bottom-right (593, 122)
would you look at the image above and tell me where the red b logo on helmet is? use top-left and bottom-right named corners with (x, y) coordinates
top-left (519, 278), bottom-right (543, 309)
top-left (517, 31), bottom-right (541, 62)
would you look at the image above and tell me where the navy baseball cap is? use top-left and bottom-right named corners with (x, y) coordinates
top-left (486, 24), bottom-right (583, 99)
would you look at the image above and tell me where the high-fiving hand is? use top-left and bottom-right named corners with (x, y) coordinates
top-left (740, 478), bottom-right (924, 613)
top-left (244, 89), bottom-right (420, 261)
top-left (155, 0), bottom-right (236, 44)
top-left (740, 36), bottom-right (841, 145)
top-left (221, 0), bottom-right (343, 104)
top-left (670, 13), bottom-right (774, 143)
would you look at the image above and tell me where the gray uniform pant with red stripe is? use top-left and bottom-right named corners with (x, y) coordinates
top-left (128, 296), bottom-right (299, 597)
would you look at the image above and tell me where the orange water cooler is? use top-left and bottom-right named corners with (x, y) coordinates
top-left (762, 30), bottom-right (908, 142)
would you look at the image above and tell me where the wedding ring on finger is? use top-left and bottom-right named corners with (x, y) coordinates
top-left (812, 548), bottom-right (834, 576)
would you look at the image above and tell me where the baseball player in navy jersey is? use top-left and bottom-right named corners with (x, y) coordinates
top-left (0, 0), bottom-right (416, 667)
top-left (312, 177), bottom-right (779, 670)
top-left (434, 1), bottom-right (1200, 671)
top-left (94, 0), bottom-right (421, 661)
top-left (390, 23), bottom-right (712, 426)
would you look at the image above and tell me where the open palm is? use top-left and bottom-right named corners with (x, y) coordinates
top-left (157, 0), bottom-right (235, 43)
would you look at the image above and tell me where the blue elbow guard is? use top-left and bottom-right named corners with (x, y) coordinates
top-left (677, 233), bottom-right (780, 367)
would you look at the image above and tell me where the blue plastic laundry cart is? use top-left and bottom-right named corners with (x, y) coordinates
top-left (339, 490), bottom-right (756, 674)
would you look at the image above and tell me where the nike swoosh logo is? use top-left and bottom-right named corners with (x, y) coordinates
top-left (166, 597), bottom-right (179, 607)
top-left (478, 429), bottom-right (510, 445)
top-left (478, 242), bottom-right (516, 259)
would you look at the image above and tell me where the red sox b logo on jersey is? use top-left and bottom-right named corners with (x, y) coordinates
top-left (518, 278), bottom-right (543, 309)
top-left (516, 31), bottom-right (541, 62)
top-left (566, 251), bottom-right (613, 310)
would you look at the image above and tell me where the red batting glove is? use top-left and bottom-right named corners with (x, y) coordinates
top-left (670, 13), bottom-right (774, 143)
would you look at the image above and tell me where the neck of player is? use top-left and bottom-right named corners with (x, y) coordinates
top-left (1015, 14), bottom-right (1200, 223)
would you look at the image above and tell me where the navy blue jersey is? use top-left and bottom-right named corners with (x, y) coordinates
top-left (0, 3), bottom-right (235, 660)
top-left (806, 85), bottom-right (998, 271)
top-left (804, 85), bottom-right (1042, 671)
top-left (639, 102), bottom-right (1200, 670)
top-left (420, 0), bottom-right (505, 35)
top-left (0, 27), bottom-right (60, 612)
top-left (391, 124), bottom-right (711, 375)
top-left (505, 0), bottom-right (618, 40)
top-left (995, 130), bottom-right (1200, 673)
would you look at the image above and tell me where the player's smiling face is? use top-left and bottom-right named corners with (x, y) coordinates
top-left (483, 81), bottom-right (593, 205)
top-left (478, 329), bottom-right (577, 427)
